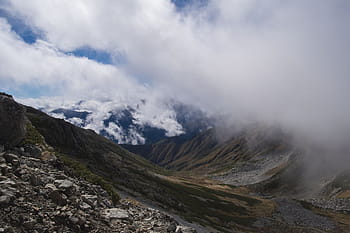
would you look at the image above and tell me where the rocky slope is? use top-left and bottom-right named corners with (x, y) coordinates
top-left (0, 144), bottom-right (197, 232)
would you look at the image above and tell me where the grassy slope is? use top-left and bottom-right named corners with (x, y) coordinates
top-left (124, 127), bottom-right (288, 175)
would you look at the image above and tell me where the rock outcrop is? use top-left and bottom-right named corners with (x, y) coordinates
top-left (0, 93), bottom-right (26, 147)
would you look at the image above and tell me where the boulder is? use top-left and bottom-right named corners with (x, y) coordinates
top-left (24, 145), bottom-right (42, 158)
top-left (0, 195), bottom-right (12, 205)
top-left (3, 153), bottom-right (19, 164)
top-left (102, 208), bottom-right (129, 220)
top-left (57, 179), bottom-right (74, 189)
top-left (56, 179), bottom-right (76, 194)
top-left (49, 190), bottom-right (67, 206)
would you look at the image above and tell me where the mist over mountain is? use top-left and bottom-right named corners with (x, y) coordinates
top-left (20, 97), bottom-right (213, 145)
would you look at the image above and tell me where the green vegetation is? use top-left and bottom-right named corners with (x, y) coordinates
top-left (151, 177), bottom-right (259, 232)
top-left (22, 123), bottom-right (45, 145)
top-left (58, 153), bottom-right (120, 204)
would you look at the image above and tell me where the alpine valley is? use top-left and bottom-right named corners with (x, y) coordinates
top-left (1, 93), bottom-right (349, 233)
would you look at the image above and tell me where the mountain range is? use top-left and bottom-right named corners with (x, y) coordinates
top-left (1, 93), bottom-right (350, 232)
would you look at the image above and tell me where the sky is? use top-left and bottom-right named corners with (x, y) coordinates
top-left (1, 0), bottom-right (350, 148)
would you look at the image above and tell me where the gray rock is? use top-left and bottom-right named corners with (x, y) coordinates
top-left (29, 174), bottom-right (42, 186)
top-left (0, 145), bottom-right (4, 153)
top-left (45, 183), bottom-right (57, 190)
top-left (102, 208), bottom-right (129, 220)
top-left (0, 195), bottom-right (12, 205)
top-left (57, 179), bottom-right (74, 189)
top-left (0, 164), bottom-right (9, 175)
top-left (11, 159), bottom-right (20, 168)
top-left (23, 218), bottom-right (36, 229)
top-left (0, 179), bottom-right (16, 187)
top-left (81, 194), bottom-right (98, 207)
top-left (3, 153), bottom-right (19, 164)
top-left (167, 222), bottom-right (177, 232)
top-left (0, 95), bottom-right (26, 147)
top-left (69, 216), bottom-right (80, 225)
top-left (175, 226), bottom-right (196, 233)
top-left (80, 202), bottom-right (91, 210)
top-left (24, 145), bottom-right (42, 158)
top-left (49, 190), bottom-right (67, 206)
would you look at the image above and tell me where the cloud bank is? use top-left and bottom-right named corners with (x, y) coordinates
top-left (1, 0), bottom-right (350, 148)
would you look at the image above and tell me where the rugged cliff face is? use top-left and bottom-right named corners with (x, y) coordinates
top-left (0, 93), bottom-right (26, 147)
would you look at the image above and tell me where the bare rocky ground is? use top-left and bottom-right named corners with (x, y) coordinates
top-left (213, 151), bottom-right (293, 186)
top-left (306, 198), bottom-right (350, 213)
top-left (0, 144), bottom-right (196, 233)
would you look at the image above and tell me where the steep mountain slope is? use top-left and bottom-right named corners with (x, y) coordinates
top-left (123, 126), bottom-right (291, 175)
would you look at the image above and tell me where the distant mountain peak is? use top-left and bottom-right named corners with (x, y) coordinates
top-left (20, 98), bottom-right (213, 145)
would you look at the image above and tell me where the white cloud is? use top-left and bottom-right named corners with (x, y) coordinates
top-left (19, 97), bottom-right (184, 144)
top-left (1, 0), bottom-right (350, 148)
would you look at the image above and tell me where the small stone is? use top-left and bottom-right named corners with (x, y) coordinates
top-left (69, 216), bottom-right (80, 225)
top-left (29, 174), bottom-right (42, 186)
top-left (80, 202), bottom-right (91, 210)
top-left (0, 164), bottom-right (8, 175)
top-left (167, 223), bottom-right (177, 232)
top-left (11, 159), bottom-right (20, 167)
top-left (45, 183), bottom-right (57, 190)
top-left (0, 163), bottom-right (12, 176)
top-left (23, 218), bottom-right (36, 229)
